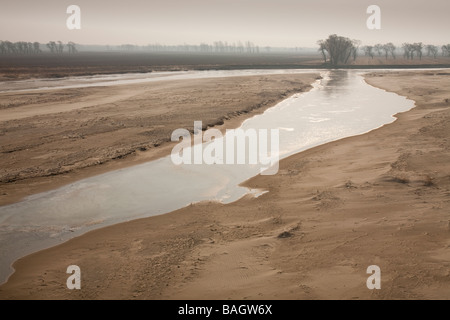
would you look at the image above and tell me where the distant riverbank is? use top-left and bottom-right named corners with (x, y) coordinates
top-left (1, 52), bottom-right (450, 81)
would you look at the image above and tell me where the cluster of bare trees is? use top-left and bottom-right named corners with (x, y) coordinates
top-left (401, 43), bottom-right (424, 60)
top-left (46, 41), bottom-right (77, 54)
top-left (0, 40), bottom-right (77, 55)
top-left (426, 45), bottom-right (439, 58)
top-left (46, 41), bottom-right (64, 54)
top-left (119, 44), bottom-right (138, 51)
top-left (318, 35), bottom-right (450, 66)
top-left (139, 41), bottom-right (265, 54)
top-left (371, 43), bottom-right (446, 60)
top-left (317, 35), bottom-right (360, 66)
top-left (364, 43), bottom-right (396, 60)
top-left (211, 41), bottom-right (260, 54)
top-left (400, 43), bottom-right (448, 60)
top-left (0, 41), bottom-right (41, 55)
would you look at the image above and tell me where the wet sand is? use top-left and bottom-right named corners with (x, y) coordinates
top-left (0, 70), bottom-right (449, 300)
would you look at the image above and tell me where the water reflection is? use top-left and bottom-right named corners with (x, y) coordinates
top-left (322, 70), bottom-right (350, 98)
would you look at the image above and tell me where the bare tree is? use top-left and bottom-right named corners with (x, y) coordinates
top-left (402, 43), bottom-right (423, 60)
top-left (33, 42), bottom-right (41, 54)
top-left (426, 45), bottom-right (439, 58)
top-left (413, 42), bottom-right (423, 60)
top-left (237, 41), bottom-right (244, 54)
top-left (318, 34), bottom-right (358, 66)
top-left (351, 40), bottom-right (361, 61)
top-left (57, 41), bottom-right (64, 54)
top-left (0, 41), bottom-right (12, 55)
top-left (380, 43), bottom-right (396, 60)
top-left (47, 41), bottom-right (57, 53)
top-left (442, 45), bottom-right (450, 57)
top-left (246, 41), bottom-right (256, 54)
top-left (382, 44), bottom-right (390, 60)
top-left (7, 41), bottom-right (17, 54)
top-left (317, 40), bottom-right (328, 63)
top-left (199, 43), bottom-right (211, 53)
top-left (16, 42), bottom-right (23, 54)
top-left (67, 42), bottom-right (77, 54)
top-left (374, 44), bottom-right (383, 57)
top-left (386, 43), bottom-right (396, 59)
top-left (364, 46), bottom-right (375, 59)
top-left (402, 43), bottom-right (414, 59)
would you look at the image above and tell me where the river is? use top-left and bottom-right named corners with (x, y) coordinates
top-left (0, 69), bottom-right (415, 283)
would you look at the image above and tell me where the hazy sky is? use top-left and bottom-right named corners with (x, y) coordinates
top-left (1, 0), bottom-right (449, 47)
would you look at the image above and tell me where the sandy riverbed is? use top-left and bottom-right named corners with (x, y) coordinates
top-left (0, 73), bottom-right (318, 206)
top-left (0, 70), bottom-right (449, 300)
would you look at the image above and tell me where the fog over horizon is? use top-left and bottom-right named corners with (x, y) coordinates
top-left (1, 0), bottom-right (449, 48)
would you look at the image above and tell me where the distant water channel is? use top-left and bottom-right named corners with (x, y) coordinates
top-left (0, 69), bottom-right (415, 283)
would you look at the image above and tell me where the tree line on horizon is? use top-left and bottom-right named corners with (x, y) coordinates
top-left (0, 40), bottom-right (272, 55)
top-left (119, 41), bottom-right (272, 54)
top-left (0, 41), bottom-right (78, 55)
top-left (318, 34), bottom-right (450, 66)
top-left (1, 37), bottom-right (450, 62)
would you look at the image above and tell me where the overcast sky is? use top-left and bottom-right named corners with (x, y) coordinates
top-left (1, 0), bottom-right (449, 47)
